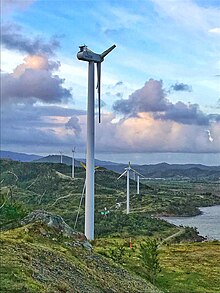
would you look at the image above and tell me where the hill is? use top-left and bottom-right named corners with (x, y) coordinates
top-left (1, 159), bottom-right (220, 292)
top-left (35, 155), bottom-right (220, 181)
top-left (0, 210), bottom-right (162, 293)
top-left (1, 159), bottom-right (220, 232)
top-left (2, 150), bottom-right (219, 180)
top-left (106, 162), bottom-right (220, 181)
top-left (0, 150), bottom-right (42, 162)
top-left (34, 154), bottom-right (119, 167)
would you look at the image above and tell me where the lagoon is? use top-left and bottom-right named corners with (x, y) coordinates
top-left (162, 205), bottom-right (220, 240)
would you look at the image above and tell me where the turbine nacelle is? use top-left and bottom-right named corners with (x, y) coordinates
top-left (77, 46), bottom-right (103, 63)
top-left (77, 44), bottom-right (116, 63)
top-left (77, 44), bottom-right (116, 123)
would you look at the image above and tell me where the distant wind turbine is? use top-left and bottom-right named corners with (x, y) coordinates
top-left (117, 162), bottom-right (144, 214)
top-left (72, 147), bottom-right (76, 178)
top-left (77, 44), bottom-right (116, 240)
top-left (59, 151), bottom-right (63, 164)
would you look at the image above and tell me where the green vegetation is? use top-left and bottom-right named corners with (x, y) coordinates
top-left (158, 241), bottom-right (220, 293)
top-left (139, 239), bottom-right (161, 284)
top-left (94, 237), bottom-right (220, 293)
top-left (1, 159), bottom-right (220, 292)
top-left (0, 221), bottom-right (162, 293)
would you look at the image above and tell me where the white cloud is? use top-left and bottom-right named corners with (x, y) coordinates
top-left (209, 27), bottom-right (220, 34)
top-left (151, 0), bottom-right (220, 32)
top-left (1, 48), bottom-right (26, 73)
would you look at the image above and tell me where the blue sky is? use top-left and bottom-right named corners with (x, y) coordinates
top-left (1, 0), bottom-right (220, 164)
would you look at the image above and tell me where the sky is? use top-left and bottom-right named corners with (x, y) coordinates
top-left (1, 0), bottom-right (220, 165)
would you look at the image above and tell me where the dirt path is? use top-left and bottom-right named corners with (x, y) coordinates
top-left (160, 228), bottom-right (185, 245)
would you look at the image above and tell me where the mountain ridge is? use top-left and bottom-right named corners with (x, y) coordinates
top-left (1, 151), bottom-right (220, 180)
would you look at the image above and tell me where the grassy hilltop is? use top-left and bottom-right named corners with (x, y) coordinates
top-left (0, 159), bottom-right (220, 292)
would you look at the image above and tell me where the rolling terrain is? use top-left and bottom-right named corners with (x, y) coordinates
top-left (1, 150), bottom-right (220, 180)
top-left (0, 159), bottom-right (220, 292)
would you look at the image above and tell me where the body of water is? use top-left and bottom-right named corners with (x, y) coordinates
top-left (162, 205), bottom-right (220, 240)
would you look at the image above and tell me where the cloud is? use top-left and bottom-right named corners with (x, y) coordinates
top-left (171, 82), bottom-right (192, 92)
top-left (100, 6), bottom-right (144, 34)
top-left (208, 27), bottom-right (220, 34)
top-left (1, 55), bottom-right (71, 104)
top-left (65, 116), bottom-right (82, 136)
top-left (2, 102), bottom-right (220, 154)
top-left (151, 0), bottom-right (220, 33)
top-left (95, 113), bottom-right (220, 153)
top-left (115, 81), bottom-right (123, 87)
top-left (2, 0), bottom-right (35, 14)
top-left (154, 102), bottom-right (210, 126)
top-left (113, 79), bottom-right (169, 115)
top-left (1, 23), bottom-right (60, 56)
top-left (205, 130), bottom-right (214, 143)
top-left (1, 103), bottom-right (85, 154)
top-left (113, 79), bottom-right (219, 126)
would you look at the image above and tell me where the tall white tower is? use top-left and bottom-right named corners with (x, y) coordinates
top-left (77, 45), bottom-right (116, 240)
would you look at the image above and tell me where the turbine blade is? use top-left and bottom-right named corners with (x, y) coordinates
top-left (117, 170), bottom-right (127, 180)
top-left (80, 161), bottom-right (87, 170)
top-left (100, 44), bottom-right (116, 59)
top-left (130, 168), bottom-right (144, 177)
top-left (96, 63), bottom-right (101, 123)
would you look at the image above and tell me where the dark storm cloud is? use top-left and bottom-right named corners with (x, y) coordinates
top-left (113, 79), bottom-right (218, 126)
top-left (171, 82), bottom-right (192, 92)
top-left (2, 23), bottom-right (60, 55)
top-left (2, 68), bottom-right (71, 104)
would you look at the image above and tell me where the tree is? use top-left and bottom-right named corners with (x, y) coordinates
top-left (139, 239), bottom-right (161, 284)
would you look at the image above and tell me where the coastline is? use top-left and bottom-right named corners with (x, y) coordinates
top-left (160, 205), bottom-right (220, 240)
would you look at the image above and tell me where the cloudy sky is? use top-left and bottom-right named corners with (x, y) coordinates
top-left (1, 0), bottom-right (220, 165)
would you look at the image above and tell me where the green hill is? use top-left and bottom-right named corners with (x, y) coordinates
top-left (1, 159), bottom-right (220, 292)
top-left (1, 159), bottom-right (220, 233)
top-left (0, 211), bottom-right (162, 293)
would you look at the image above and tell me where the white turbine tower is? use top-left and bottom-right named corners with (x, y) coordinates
top-left (117, 162), bottom-right (144, 214)
top-left (59, 151), bottom-right (63, 164)
top-left (72, 147), bottom-right (76, 178)
top-left (77, 44), bottom-right (116, 240)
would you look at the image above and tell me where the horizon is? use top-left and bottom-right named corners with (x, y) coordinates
top-left (1, 0), bottom-right (220, 162)
top-left (1, 149), bottom-right (220, 166)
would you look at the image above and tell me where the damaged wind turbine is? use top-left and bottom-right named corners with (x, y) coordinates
top-left (77, 44), bottom-right (116, 240)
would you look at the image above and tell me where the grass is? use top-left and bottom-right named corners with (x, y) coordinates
top-left (0, 224), bottom-right (162, 293)
top-left (1, 159), bottom-right (220, 292)
top-left (158, 241), bottom-right (220, 293)
top-left (94, 237), bottom-right (220, 293)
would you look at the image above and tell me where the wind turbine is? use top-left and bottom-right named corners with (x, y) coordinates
top-left (59, 151), bottom-right (63, 164)
top-left (77, 44), bottom-right (116, 240)
top-left (72, 147), bottom-right (76, 178)
top-left (117, 162), bottom-right (144, 214)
